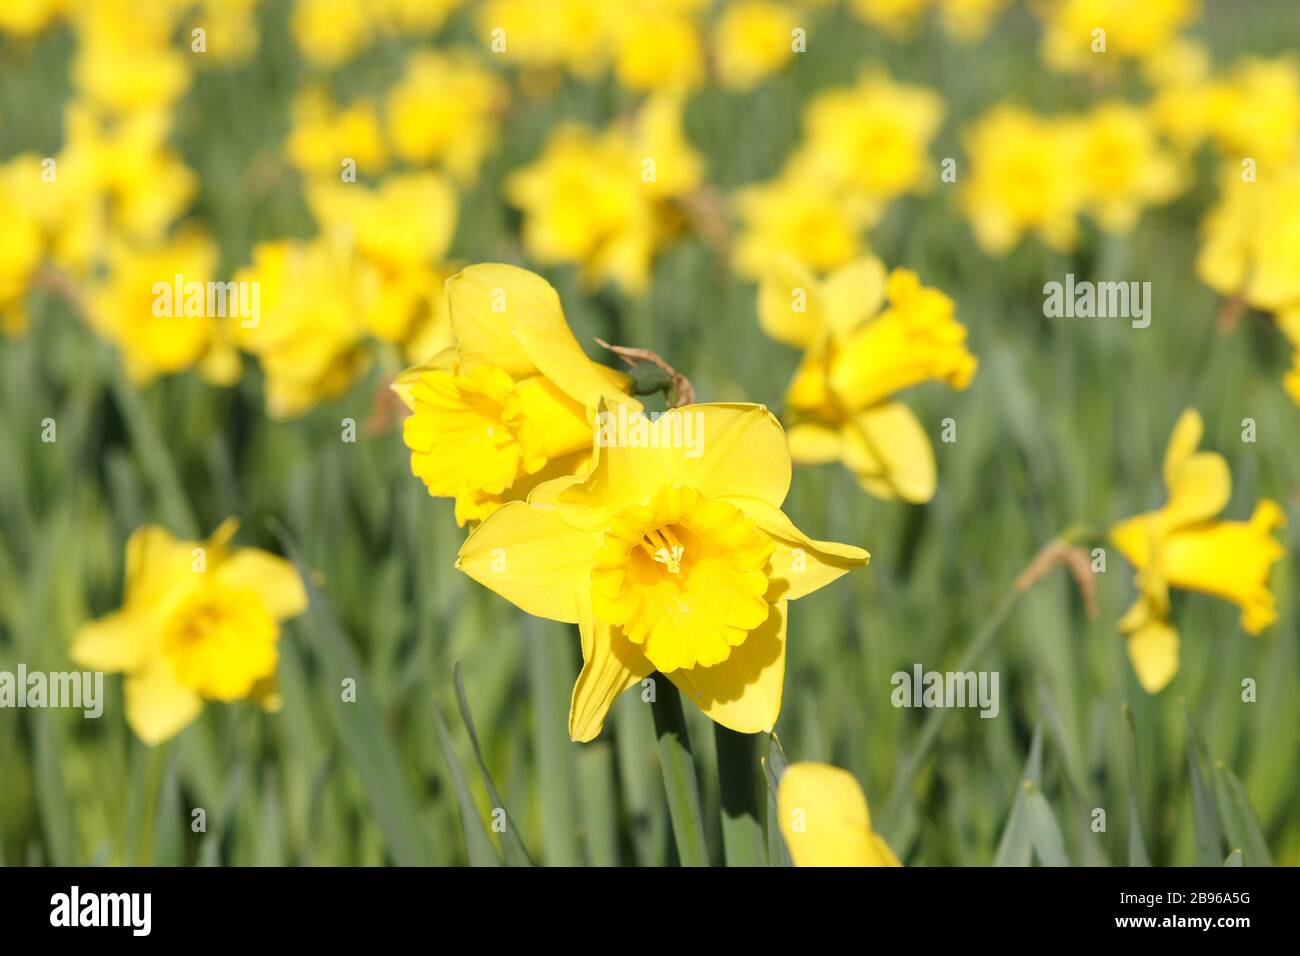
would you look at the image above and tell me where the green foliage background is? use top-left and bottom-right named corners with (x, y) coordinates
top-left (1, 0), bottom-right (1298, 866)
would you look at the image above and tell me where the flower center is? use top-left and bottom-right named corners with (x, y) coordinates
top-left (163, 583), bottom-right (279, 701)
top-left (591, 486), bottom-right (774, 672)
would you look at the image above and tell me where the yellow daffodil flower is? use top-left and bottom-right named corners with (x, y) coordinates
top-left (70, 0), bottom-right (191, 115)
top-left (960, 105), bottom-right (1085, 255)
top-left (848, 0), bottom-right (929, 36)
top-left (759, 255), bottom-right (976, 503)
top-left (72, 520), bottom-right (307, 745)
top-left (233, 236), bottom-right (371, 419)
top-left (612, 2), bottom-right (706, 94)
top-left (937, 0), bottom-right (1009, 41)
top-left (86, 230), bottom-right (240, 386)
top-left (732, 161), bottom-right (878, 279)
top-left (1076, 102), bottom-right (1184, 233)
top-left (1198, 161), bottom-right (1300, 315)
top-left (457, 401), bottom-right (869, 740)
top-left (714, 0), bottom-right (798, 93)
top-left (477, 0), bottom-right (620, 78)
top-left (1036, 0), bottom-right (1200, 75)
top-left (285, 87), bottom-right (388, 179)
top-left (506, 97), bottom-right (701, 293)
top-left (394, 264), bottom-right (638, 526)
top-left (0, 0), bottom-right (66, 35)
top-left (307, 173), bottom-right (458, 350)
top-left (777, 762), bottom-right (902, 866)
top-left (385, 49), bottom-right (508, 182)
top-left (794, 69), bottom-right (944, 203)
top-left (1111, 410), bottom-right (1285, 693)
top-left (291, 0), bottom-right (375, 68)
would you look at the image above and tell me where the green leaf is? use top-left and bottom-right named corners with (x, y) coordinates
top-left (526, 619), bottom-right (582, 865)
top-left (577, 743), bottom-right (620, 866)
top-left (650, 678), bottom-right (710, 866)
top-left (452, 663), bottom-right (534, 866)
top-left (430, 702), bottom-right (501, 867)
top-left (1212, 761), bottom-right (1273, 867)
top-left (1184, 708), bottom-right (1225, 866)
top-left (762, 733), bottom-right (792, 867)
top-left (993, 724), bottom-right (1043, 867)
top-left (274, 524), bottom-right (435, 865)
top-left (1223, 849), bottom-right (1244, 866)
top-left (1025, 785), bottom-right (1070, 866)
top-left (1121, 705), bottom-right (1150, 867)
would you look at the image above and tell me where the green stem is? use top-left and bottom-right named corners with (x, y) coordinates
top-left (714, 725), bottom-right (767, 866)
top-left (880, 586), bottom-right (1024, 835)
top-left (651, 679), bottom-right (709, 866)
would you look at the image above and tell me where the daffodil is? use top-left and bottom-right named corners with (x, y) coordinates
top-left (1036, 0), bottom-right (1200, 75)
top-left (291, 0), bottom-right (376, 68)
top-left (457, 401), bottom-right (869, 740)
top-left (0, 0), bottom-right (66, 35)
top-left (505, 98), bottom-right (701, 292)
top-left (86, 230), bottom-right (240, 386)
top-left (848, 0), bottom-right (929, 36)
top-left (714, 0), bottom-right (799, 93)
top-left (72, 520), bottom-right (307, 745)
top-left (777, 762), bottom-right (901, 866)
top-left (793, 69), bottom-right (944, 204)
top-left (477, 0), bottom-right (619, 78)
top-left (385, 49), bottom-right (508, 182)
top-left (285, 87), bottom-right (388, 179)
top-left (960, 105), bottom-right (1084, 255)
top-left (1111, 410), bottom-right (1285, 693)
top-left (759, 256), bottom-right (976, 503)
top-left (307, 173), bottom-right (458, 350)
top-left (70, 0), bottom-right (191, 115)
top-left (1198, 161), bottom-right (1300, 315)
top-left (232, 236), bottom-right (371, 419)
top-left (1076, 102), bottom-right (1184, 233)
top-left (394, 265), bottom-right (638, 526)
top-left (732, 160), bottom-right (877, 278)
top-left (612, 1), bottom-right (706, 94)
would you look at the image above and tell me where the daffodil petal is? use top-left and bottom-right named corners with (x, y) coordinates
top-left (1127, 620), bottom-right (1180, 694)
top-left (456, 501), bottom-right (601, 624)
top-left (786, 422), bottom-right (844, 464)
top-left (844, 402), bottom-right (936, 504)
top-left (444, 264), bottom-right (539, 378)
top-left (821, 256), bottom-right (887, 337)
top-left (569, 579), bottom-right (654, 742)
top-left (777, 762), bottom-right (901, 867)
top-left (1162, 408), bottom-right (1203, 492)
top-left (1164, 451), bottom-right (1231, 528)
top-left (125, 657), bottom-right (204, 746)
top-left (721, 495), bottom-right (869, 602)
top-left (578, 402), bottom-right (792, 512)
top-left (757, 255), bottom-right (826, 348)
top-left (668, 600), bottom-right (786, 734)
top-left (214, 549), bottom-right (308, 620)
top-left (70, 610), bottom-right (151, 673)
top-left (391, 346), bottom-right (458, 410)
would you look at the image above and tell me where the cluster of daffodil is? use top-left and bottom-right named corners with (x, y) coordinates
top-left (0, 0), bottom-right (252, 377)
top-left (479, 0), bottom-right (811, 95)
top-left (732, 67), bottom-right (944, 277)
top-left (959, 100), bottom-right (1185, 255)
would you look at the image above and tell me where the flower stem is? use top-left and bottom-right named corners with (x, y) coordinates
top-left (714, 725), bottom-right (767, 866)
top-left (650, 679), bottom-right (710, 866)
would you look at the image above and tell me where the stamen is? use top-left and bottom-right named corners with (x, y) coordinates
top-left (642, 528), bottom-right (685, 574)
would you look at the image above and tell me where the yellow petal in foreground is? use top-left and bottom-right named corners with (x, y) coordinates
top-left (777, 762), bottom-right (902, 867)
